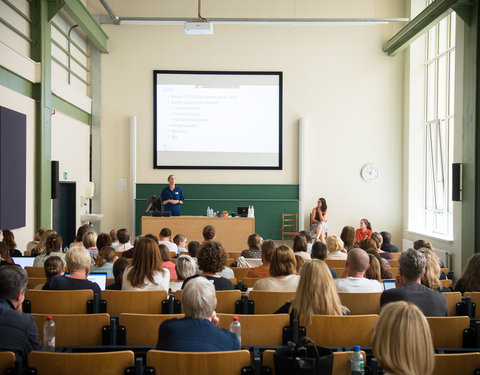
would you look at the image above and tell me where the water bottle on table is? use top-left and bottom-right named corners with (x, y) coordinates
top-left (350, 345), bottom-right (364, 375)
top-left (43, 316), bottom-right (56, 352)
top-left (229, 316), bottom-right (241, 345)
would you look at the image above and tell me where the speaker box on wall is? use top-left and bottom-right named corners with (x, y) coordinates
top-left (0, 106), bottom-right (26, 229)
top-left (51, 160), bottom-right (59, 199)
top-left (452, 163), bottom-right (462, 201)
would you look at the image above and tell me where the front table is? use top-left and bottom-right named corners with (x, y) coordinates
top-left (141, 216), bottom-right (255, 252)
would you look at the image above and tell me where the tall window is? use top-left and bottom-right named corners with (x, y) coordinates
top-left (423, 9), bottom-right (455, 237)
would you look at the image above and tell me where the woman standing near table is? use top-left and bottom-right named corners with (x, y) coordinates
top-left (310, 198), bottom-right (328, 242)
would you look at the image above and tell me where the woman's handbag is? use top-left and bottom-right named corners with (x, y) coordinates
top-left (274, 337), bottom-right (333, 375)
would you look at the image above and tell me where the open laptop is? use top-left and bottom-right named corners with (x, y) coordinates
top-left (12, 257), bottom-right (35, 269)
top-left (383, 279), bottom-right (396, 290)
top-left (64, 272), bottom-right (108, 291)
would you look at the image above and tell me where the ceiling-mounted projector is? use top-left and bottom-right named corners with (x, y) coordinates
top-left (184, 21), bottom-right (213, 35)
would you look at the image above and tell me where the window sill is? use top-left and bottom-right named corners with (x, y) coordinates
top-left (405, 229), bottom-right (453, 243)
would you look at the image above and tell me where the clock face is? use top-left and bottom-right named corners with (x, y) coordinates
top-left (361, 164), bottom-right (379, 182)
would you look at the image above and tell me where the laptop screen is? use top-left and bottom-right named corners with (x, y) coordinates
top-left (12, 257), bottom-right (35, 269)
top-left (383, 279), bottom-right (396, 290)
top-left (64, 272), bottom-right (107, 291)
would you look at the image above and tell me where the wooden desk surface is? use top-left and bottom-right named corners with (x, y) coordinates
top-left (141, 216), bottom-right (255, 252)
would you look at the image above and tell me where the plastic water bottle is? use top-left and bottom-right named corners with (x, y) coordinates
top-left (350, 345), bottom-right (364, 375)
top-left (229, 316), bottom-right (241, 345)
top-left (43, 316), bottom-right (56, 351)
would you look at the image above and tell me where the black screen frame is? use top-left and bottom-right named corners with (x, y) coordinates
top-left (153, 70), bottom-right (283, 170)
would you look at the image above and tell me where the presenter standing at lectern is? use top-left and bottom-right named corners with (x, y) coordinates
top-left (161, 175), bottom-right (184, 216)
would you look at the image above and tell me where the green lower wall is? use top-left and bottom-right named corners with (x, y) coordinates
top-left (135, 184), bottom-right (299, 240)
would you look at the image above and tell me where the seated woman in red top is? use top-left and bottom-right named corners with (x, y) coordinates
top-left (355, 218), bottom-right (372, 244)
top-left (159, 244), bottom-right (177, 279)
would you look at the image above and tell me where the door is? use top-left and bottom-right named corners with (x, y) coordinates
top-left (52, 182), bottom-right (76, 248)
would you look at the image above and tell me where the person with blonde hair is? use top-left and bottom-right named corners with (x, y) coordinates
top-left (365, 253), bottom-right (382, 282)
top-left (122, 237), bottom-right (169, 291)
top-left (91, 246), bottom-right (118, 278)
top-left (276, 260), bottom-right (348, 323)
top-left (252, 245), bottom-right (299, 291)
top-left (26, 227), bottom-right (47, 253)
top-left (42, 246), bottom-right (101, 295)
top-left (82, 231), bottom-right (98, 257)
top-left (419, 248), bottom-right (444, 291)
top-left (31, 229), bottom-right (56, 256)
top-left (372, 301), bottom-right (434, 375)
top-left (326, 235), bottom-right (347, 260)
top-left (170, 255), bottom-right (197, 292)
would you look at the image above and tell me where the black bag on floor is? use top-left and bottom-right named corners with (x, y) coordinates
top-left (274, 337), bottom-right (333, 375)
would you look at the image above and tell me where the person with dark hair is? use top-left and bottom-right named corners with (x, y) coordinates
top-left (340, 226), bottom-right (356, 251)
top-left (35, 256), bottom-right (65, 289)
top-left (33, 233), bottom-right (65, 267)
top-left (173, 234), bottom-right (188, 254)
top-left (122, 237), bottom-right (169, 291)
top-left (96, 233), bottom-right (113, 253)
top-left (110, 229), bottom-right (119, 247)
top-left (247, 239), bottom-right (275, 278)
top-left (70, 224), bottom-right (92, 248)
top-left (158, 228), bottom-right (178, 255)
top-left (380, 231), bottom-right (398, 253)
top-left (202, 225), bottom-right (215, 241)
top-left (454, 253), bottom-right (480, 294)
top-left (380, 248), bottom-right (447, 316)
top-left (241, 233), bottom-right (262, 258)
top-left (0, 265), bottom-right (42, 360)
top-left (1, 230), bottom-right (22, 257)
top-left (355, 219), bottom-right (372, 243)
top-left (158, 244), bottom-right (177, 279)
top-left (161, 174), bottom-right (184, 216)
top-left (292, 234), bottom-right (311, 260)
top-left (311, 241), bottom-right (337, 278)
top-left (91, 246), bottom-right (118, 278)
top-left (310, 198), bottom-right (328, 242)
top-left (0, 243), bottom-right (14, 265)
top-left (106, 257), bottom-right (130, 290)
top-left (188, 240), bottom-right (201, 259)
top-left (115, 228), bottom-right (133, 252)
top-left (299, 230), bottom-right (313, 252)
top-left (365, 249), bottom-right (392, 279)
top-left (182, 241), bottom-right (233, 291)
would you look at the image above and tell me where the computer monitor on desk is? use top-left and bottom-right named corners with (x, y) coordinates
top-left (237, 207), bottom-right (249, 217)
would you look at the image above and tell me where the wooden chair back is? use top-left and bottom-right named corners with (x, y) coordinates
top-left (0, 352), bottom-right (15, 374)
top-left (306, 314), bottom-right (378, 347)
top-left (387, 259), bottom-right (399, 268)
top-left (101, 290), bottom-right (167, 316)
top-left (32, 314), bottom-right (110, 346)
top-left (169, 251), bottom-right (177, 259)
top-left (324, 259), bottom-right (346, 269)
top-left (226, 257), bottom-right (234, 266)
top-left (25, 266), bottom-right (46, 278)
top-left (25, 289), bottom-right (93, 314)
top-left (227, 252), bottom-right (242, 261)
top-left (243, 277), bottom-right (261, 288)
top-left (432, 353), bottom-right (480, 375)
top-left (391, 252), bottom-right (401, 259)
top-left (388, 268), bottom-right (400, 278)
top-left (338, 292), bottom-right (381, 315)
top-left (217, 313), bottom-right (290, 346)
top-left (332, 268), bottom-right (344, 277)
top-left (440, 279), bottom-right (453, 288)
top-left (262, 350), bottom-right (366, 375)
top-left (146, 350), bottom-right (251, 375)
top-left (228, 278), bottom-right (238, 285)
top-left (119, 313), bottom-right (185, 345)
top-left (463, 292), bottom-right (480, 318)
top-left (232, 267), bottom-right (251, 281)
top-left (28, 277), bottom-right (47, 289)
top-left (28, 350), bottom-right (135, 375)
top-left (426, 316), bottom-right (470, 348)
top-left (282, 213), bottom-right (298, 245)
top-left (106, 278), bottom-right (115, 287)
top-left (248, 291), bottom-right (295, 314)
top-left (215, 290), bottom-right (242, 313)
top-left (442, 292), bottom-right (461, 316)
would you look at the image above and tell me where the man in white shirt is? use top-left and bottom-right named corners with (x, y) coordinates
top-left (114, 228), bottom-right (134, 252)
top-left (158, 227), bottom-right (178, 255)
top-left (334, 248), bottom-right (383, 292)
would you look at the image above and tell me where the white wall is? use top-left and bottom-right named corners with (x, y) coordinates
top-left (99, 16), bottom-right (405, 242)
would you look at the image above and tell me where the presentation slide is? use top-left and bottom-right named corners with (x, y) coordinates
top-left (154, 71), bottom-right (282, 169)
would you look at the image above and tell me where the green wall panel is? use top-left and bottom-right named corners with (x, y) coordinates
top-left (135, 184), bottom-right (299, 240)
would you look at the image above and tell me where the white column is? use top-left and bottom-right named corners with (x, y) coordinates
top-left (298, 118), bottom-right (305, 231)
top-left (130, 116), bottom-right (137, 235)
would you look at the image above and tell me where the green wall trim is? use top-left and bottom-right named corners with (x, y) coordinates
top-left (62, 0), bottom-right (109, 53)
top-left (0, 66), bottom-right (36, 99)
top-left (383, 0), bottom-right (469, 56)
top-left (51, 94), bottom-right (91, 124)
top-left (135, 184), bottom-right (299, 240)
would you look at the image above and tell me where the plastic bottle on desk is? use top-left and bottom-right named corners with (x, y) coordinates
top-left (43, 316), bottom-right (56, 352)
top-left (350, 345), bottom-right (364, 375)
top-left (229, 316), bottom-right (241, 345)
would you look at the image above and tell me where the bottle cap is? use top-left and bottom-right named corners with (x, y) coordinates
top-left (233, 317), bottom-right (239, 321)
top-left (353, 345), bottom-right (360, 351)
top-left (47, 316), bottom-right (53, 321)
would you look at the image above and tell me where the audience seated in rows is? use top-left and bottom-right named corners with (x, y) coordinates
top-left (292, 234), bottom-right (311, 260)
top-left (359, 239), bottom-right (390, 271)
top-left (115, 228), bottom-right (133, 252)
top-left (0, 265), bottom-right (42, 360)
top-left (380, 231), bottom-right (398, 253)
top-left (372, 301), bottom-right (434, 375)
top-left (334, 248), bottom-right (384, 293)
top-left (380, 248), bottom-right (447, 316)
top-left (35, 256), bottom-right (64, 289)
top-left (170, 255), bottom-right (197, 293)
top-left (326, 235), bottom-right (347, 260)
top-left (122, 237), bottom-right (169, 291)
top-left (43, 246), bottom-right (102, 295)
top-left (158, 227), bottom-right (178, 255)
top-left (252, 245), bottom-right (299, 292)
top-left (240, 233), bottom-right (262, 258)
top-left (182, 241), bottom-right (234, 291)
top-left (355, 218), bottom-right (372, 244)
top-left (311, 241), bottom-right (337, 278)
top-left (454, 253), bottom-right (480, 294)
top-left (91, 246), bottom-right (118, 278)
top-left (106, 257), bottom-right (130, 290)
top-left (173, 234), bottom-right (188, 255)
top-left (32, 229), bottom-right (57, 256)
top-left (159, 244), bottom-right (177, 279)
top-left (33, 233), bottom-right (65, 267)
top-left (26, 227), bottom-right (47, 254)
top-left (69, 224), bottom-right (91, 249)
top-left (340, 226), bottom-right (356, 252)
top-left (156, 276), bottom-right (240, 352)
top-left (371, 232), bottom-right (394, 261)
top-left (247, 239), bottom-right (275, 278)
top-left (1, 230), bottom-right (21, 257)
top-left (275, 259), bottom-right (348, 323)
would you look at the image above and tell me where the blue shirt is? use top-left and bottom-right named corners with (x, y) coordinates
top-left (160, 186), bottom-right (184, 216)
top-left (156, 318), bottom-right (240, 352)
